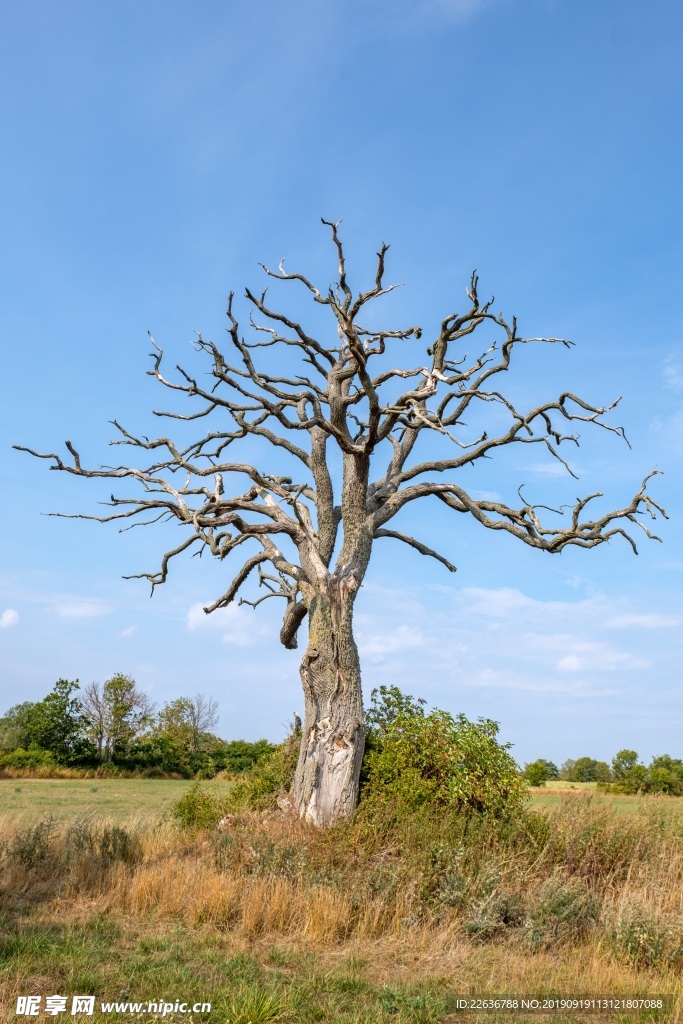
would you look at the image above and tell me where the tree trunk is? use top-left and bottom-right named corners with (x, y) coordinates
top-left (290, 578), bottom-right (365, 826)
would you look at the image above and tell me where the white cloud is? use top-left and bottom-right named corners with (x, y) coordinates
top-left (53, 601), bottom-right (109, 619)
top-left (0, 608), bottom-right (19, 629)
top-left (354, 583), bottom-right (660, 702)
top-left (119, 625), bottom-right (138, 638)
top-left (650, 407), bottom-right (683, 449)
top-left (663, 356), bottom-right (683, 393)
top-left (458, 586), bottom-right (538, 617)
top-left (471, 489), bottom-right (502, 502)
top-left (359, 623), bottom-right (431, 663)
top-left (557, 655), bottom-right (581, 672)
top-left (187, 601), bottom-right (264, 647)
top-left (606, 613), bottom-right (680, 630)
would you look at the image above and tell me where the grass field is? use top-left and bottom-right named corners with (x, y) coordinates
top-left (2, 781), bottom-right (683, 1023)
top-left (0, 777), bottom-right (233, 826)
top-left (4, 776), bottom-right (675, 826)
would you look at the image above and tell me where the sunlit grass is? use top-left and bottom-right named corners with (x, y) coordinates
top-left (2, 786), bottom-right (683, 1022)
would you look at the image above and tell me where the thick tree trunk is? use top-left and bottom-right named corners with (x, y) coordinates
top-left (290, 578), bottom-right (365, 827)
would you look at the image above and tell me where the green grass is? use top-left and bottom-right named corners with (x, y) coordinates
top-left (540, 780), bottom-right (600, 790)
top-left (1, 782), bottom-right (681, 1023)
top-left (0, 778), bottom-right (234, 826)
top-left (0, 918), bottom-right (671, 1024)
top-left (528, 786), bottom-right (683, 817)
top-left (5, 777), bottom-right (683, 826)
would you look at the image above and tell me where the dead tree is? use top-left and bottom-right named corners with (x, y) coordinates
top-left (15, 221), bottom-right (667, 826)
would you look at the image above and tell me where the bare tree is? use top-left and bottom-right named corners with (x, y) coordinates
top-left (188, 693), bottom-right (220, 755)
top-left (157, 693), bottom-right (220, 755)
top-left (16, 222), bottom-right (666, 826)
top-left (81, 673), bottom-right (155, 762)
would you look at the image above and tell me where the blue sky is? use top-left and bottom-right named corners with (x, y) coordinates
top-left (2, 0), bottom-right (683, 768)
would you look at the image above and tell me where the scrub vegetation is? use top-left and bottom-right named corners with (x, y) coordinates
top-left (1, 688), bottom-right (681, 1022)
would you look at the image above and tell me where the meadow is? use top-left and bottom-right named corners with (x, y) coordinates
top-left (0, 777), bottom-right (231, 827)
top-left (2, 780), bottom-right (683, 1023)
top-left (2, 775), bottom-right (677, 824)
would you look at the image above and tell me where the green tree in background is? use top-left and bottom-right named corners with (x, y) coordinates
top-left (0, 702), bottom-right (36, 753)
top-left (612, 749), bottom-right (640, 780)
top-left (26, 679), bottom-right (93, 764)
top-left (523, 759), bottom-right (558, 786)
top-left (81, 673), bottom-right (155, 762)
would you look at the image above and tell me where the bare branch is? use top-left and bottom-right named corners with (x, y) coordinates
top-left (16, 222), bottom-right (666, 657)
top-left (374, 528), bottom-right (457, 572)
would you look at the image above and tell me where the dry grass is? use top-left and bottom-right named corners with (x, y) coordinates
top-left (2, 795), bottom-right (683, 1021)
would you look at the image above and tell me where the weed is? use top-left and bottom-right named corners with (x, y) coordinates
top-left (8, 815), bottom-right (56, 865)
top-left (612, 913), bottom-right (683, 970)
top-left (524, 872), bottom-right (598, 949)
top-left (226, 988), bottom-right (289, 1023)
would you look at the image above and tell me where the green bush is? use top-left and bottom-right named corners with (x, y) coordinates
top-left (229, 733), bottom-right (299, 810)
top-left (221, 739), bottom-right (276, 774)
top-left (8, 817), bottom-right (57, 866)
top-left (0, 746), bottom-right (57, 770)
top-left (171, 782), bottom-right (228, 830)
top-left (360, 686), bottom-right (526, 819)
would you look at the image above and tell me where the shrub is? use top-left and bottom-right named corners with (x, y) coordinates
top-left (360, 686), bottom-right (526, 818)
top-left (221, 739), bottom-right (276, 774)
top-left (613, 913), bottom-right (683, 970)
top-left (0, 746), bottom-right (57, 770)
top-left (228, 731), bottom-right (299, 810)
top-left (524, 872), bottom-right (598, 949)
top-left (171, 782), bottom-right (227, 830)
top-left (8, 817), bottom-right (57, 866)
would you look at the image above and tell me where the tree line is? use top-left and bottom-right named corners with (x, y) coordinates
top-left (0, 676), bottom-right (273, 777)
top-left (524, 752), bottom-right (683, 794)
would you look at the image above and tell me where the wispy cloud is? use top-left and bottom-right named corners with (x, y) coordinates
top-left (606, 613), bottom-right (680, 630)
top-left (119, 625), bottom-right (138, 638)
top-left (358, 623), bottom-right (432, 663)
top-left (52, 601), bottom-right (109, 619)
top-left (0, 608), bottom-right (19, 629)
top-left (663, 356), bottom-right (683, 393)
top-left (354, 583), bottom-right (667, 701)
top-left (187, 601), bottom-right (266, 647)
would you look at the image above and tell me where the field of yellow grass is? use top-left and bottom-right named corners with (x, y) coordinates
top-left (2, 784), bottom-right (683, 1022)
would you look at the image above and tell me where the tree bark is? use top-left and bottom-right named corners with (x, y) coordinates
top-left (291, 577), bottom-right (365, 827)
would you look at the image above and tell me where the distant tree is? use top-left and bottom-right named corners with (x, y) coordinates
top-left (649, 754), bottom-right (683, 781)
top-left (156, 695), bottom-right (218, 755)
top-left (145, 694), bottom-right (223, 775)
top-left (222, 738), bottom-right (275, 773)
top-left (647, 765), bottom-right (680, 795)
top-left (612, 749), bottom-right (640, 780)
top-left (26, 679), bottom-right (93, 764)
top-left (81, 673), bottom-right (155, 762)
top-left (594, 760), bottom-right (612, 783)
top-left (568, 756), bottom-right (599, 782)
top-left (524, 759), bottom-right (553, 786)
top-left (0, 702), bottom-right (36, 752)
top-left (186, 693), bottom-right (220, 756)
top-left (559, 759), bottom-right (577, 781)
top-left (17, 224), bottom-right (667, 824)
